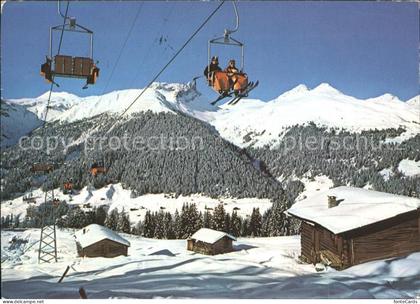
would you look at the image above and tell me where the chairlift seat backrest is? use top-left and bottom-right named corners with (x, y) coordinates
top-left (31, 163), bottom-right (55, 173)
top-left (55, 55), bottom-right (73, 74)
top-left (74, 57), bottom-right (94, 76)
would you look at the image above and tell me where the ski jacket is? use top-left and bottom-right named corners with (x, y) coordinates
top-left (204, 63), bottom-right (222, 77)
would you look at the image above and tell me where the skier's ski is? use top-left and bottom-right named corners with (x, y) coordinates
top-left (227, 82), bottom-right (253, 105)
top-left (211, 92), bottom-right (232, 105)
top-left (228, 81), bottom-right (259, 105)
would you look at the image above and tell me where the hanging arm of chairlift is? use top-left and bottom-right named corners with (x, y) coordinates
top-left (49, 23), bottom-right (93, 59)
top-left (224, 0), bottom-right (239, 38)
top-left (208, 36), bottom-right (244, 72)
top-left (207, 0), bottom-right (244, 72)
top-left (55, 0), bottom-right (95, 62)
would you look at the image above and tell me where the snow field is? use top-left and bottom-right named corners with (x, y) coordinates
top-left (2, 229), bottom-right (419, 299)
top-left (1, 183), bottom-right (273, 224)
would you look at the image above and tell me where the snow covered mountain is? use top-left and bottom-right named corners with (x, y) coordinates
top-left (8, 91), bottom-right (82, 122)
top-left (210, 83), bottom-right (420, 147)
top-left (407, 95), bottom-right (419, 108)
top-left (2, 82), bottom-right (419, 240)
top-left (3, 82), bottom-right (419, 149)
top-left (4, 82), bottom-right (210, 123)
top-left (0, 100), bottom-right (42, 148)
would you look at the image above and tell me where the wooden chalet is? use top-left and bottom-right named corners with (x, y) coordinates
top-left (287, 186), bottom-right (420, 269)
top-left (187, 228), bottom-right (236, 255)
top-left (75, 224), bottom-right (130, 258)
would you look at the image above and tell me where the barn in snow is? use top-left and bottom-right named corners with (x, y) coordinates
top-left (75, 224), bottom-right (130, 258)
top-left (287, 186), bottom-right (420, 269)
top-left (187, 228), bottom-right (236, 255)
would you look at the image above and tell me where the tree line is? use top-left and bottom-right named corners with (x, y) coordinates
top-left (1, 201), bottom-right (299, 238)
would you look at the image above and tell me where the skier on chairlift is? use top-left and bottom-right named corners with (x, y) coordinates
top-left (225, 59), bottom-right (240, 92)
top-left (225, 59), bottom-right (239, 76)
top-left (204, 56), bottom-right (222, 79)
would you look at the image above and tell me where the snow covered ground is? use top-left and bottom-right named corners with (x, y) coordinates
top-left (293, 174), bottom-right (334, 202)
top-left (1, 183), bottom-right (273, 224)
top-left (1, 229), bottom-right (419, 299)
top-left (398, 159), bottom-right (420, 177)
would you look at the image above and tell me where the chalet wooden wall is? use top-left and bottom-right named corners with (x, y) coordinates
top-left (188, 236), bottom-right (233, 255)
top-left (300, 222), bottom-right (344, 267)
top-left (351, 216), bottom-right (420, 265)
top-left (78, 239), bottom-right (128, 258)
top-left (212, 237), bottom-right (233, 254)
top-left (300, 221), bottom-right (315, 263)
top-left (299, 209), bottom-right (420, 269)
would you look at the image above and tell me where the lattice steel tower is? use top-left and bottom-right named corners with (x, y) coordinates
top-left (32, 164), bottom-right (58, 263)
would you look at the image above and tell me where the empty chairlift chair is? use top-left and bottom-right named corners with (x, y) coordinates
top-left (40, 16), bottom-right (99, 88)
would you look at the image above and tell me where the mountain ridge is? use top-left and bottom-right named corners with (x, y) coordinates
top-left (3, 82), bottom-right (419, 148)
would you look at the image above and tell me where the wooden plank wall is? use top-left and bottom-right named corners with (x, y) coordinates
top-left (300, 221), bottom-right (315, 262)
top-left (83, 239), bottom-right (128, 258)
top-left (301, 221), bottom-right (344, 265)
top-left (352, 216), bottom-right (420, 264)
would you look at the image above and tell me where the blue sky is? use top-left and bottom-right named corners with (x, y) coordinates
top-left (1, 1), bottom-right (418, 101)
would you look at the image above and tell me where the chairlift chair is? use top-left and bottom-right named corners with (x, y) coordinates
top-left (206, 1), bottom-right (257, 105)
top-left (90, 162), bottom-right (106, 177)
top-left (207, 35), bottom-right (248, 96)
top-left (30, 163), bottom-right (55, 173)
top-left (40, 8), bottom-right (99, 88)
top-left (63, 180), bottom-right (74, 194)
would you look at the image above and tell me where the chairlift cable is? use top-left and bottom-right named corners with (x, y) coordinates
top-left (130, 1), bottom-right (176, 87)
top-left (84, 1), bottom-right (168, 171)
top-left (100, 2), bottom-right (144, 95)
top-left (42, 1), bottom-right (70, 128)
top-left (84, 0), bottom-right (144, 143)
top-left (115, 0), bottom-right (226, 123)
top-left (82, 2), bottom-right (144, 171)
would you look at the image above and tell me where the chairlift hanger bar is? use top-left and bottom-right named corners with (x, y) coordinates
top-left (53, 0), bottom-right (94, 58)
top-left (209, 37), bottom-right (243, 46)
top-left (51, 24), bottom-right (93, 34)
top-left (208, 1), bottom-right (244, 71)
top-left (57, 0), bottom-right (93, 33)
top-left (49, 25), bottom-right (94, 59)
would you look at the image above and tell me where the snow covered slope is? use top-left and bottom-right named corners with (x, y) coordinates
top-left (8, 91), bottom-right (82, 121)
top-left (1, 183), bottom-right (273, 223)
top-left (407, 95), bottom-right (419, 108)
top-left (6, 82), bottom-right (212, 123)
top-left (398, 159), bottom-right (420, 177)
top-left (0, 100), bottom-right (42, 148)
top-left (4, 82), bottom-right (419, 148)
top-left (2, 229), bottom-right (420, 298)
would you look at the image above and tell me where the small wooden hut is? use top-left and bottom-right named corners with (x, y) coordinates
top-left (187, 228), bottom-right (236, 255)
top-left (75, 224), bottom-right (130, 258)
top-left (287, 186), bottom-right (420, 269)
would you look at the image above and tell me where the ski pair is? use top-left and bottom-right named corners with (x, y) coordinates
top-left (211, 81), bottom-right (259, 106)
top-left (227, 81), bottom-right (259, 105)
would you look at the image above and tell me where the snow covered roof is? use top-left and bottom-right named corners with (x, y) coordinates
top-left (287, 186), bottom-right (420, 234)
top-left (190, 228), bottom-right (236, 244)
top-left (75, 224), bottom-right (130, 248)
